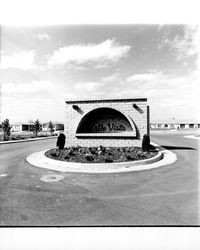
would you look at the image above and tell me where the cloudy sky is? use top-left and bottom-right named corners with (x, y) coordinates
top-left (0, 25), bottom-right (199, 123)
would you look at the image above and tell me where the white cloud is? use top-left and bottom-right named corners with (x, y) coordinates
top-left (101, 73), bottom-right (120, 83)
top-left (125, 71), bottom-right (194, 91)
top-left (160, 99), bottom-right (189, 108)
top-left (126, 72), bottom-right (161, 83)
top-left (162, 25), bottom-right (199, 61)
top-left (1, 50), bottom-right (36, 70)
top-left (71, 69), bottom-right (199, 111)
top-left (118, 69), bottom-right (199, 120)
top-left (157, 25), bottom-right (164, 31)
top-left (48, 39), bottom-right (131, 67)
top-left (93, 63), bottom-right (109, 69)
top-left (112, 70), bottom-right (198, 108)
top-left (74, 81), bottom-right (104, 92)
top-left (1, 80), bottom-right (52, 94)
top-left (65, 64), bottom-right (88, 71)
top-left (73, 72), bottom-right (122, 95)
top-left (33, 33), bottom-right (50, 40)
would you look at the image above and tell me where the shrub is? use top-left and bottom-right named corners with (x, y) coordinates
top-left (125, 153), bottom-right (133, 160)
top-left (134, 152), bottom-right (140, 160)
top-left (51, 152), bottom-right (59, 157)
top-left (2, 119), bottom-right (11, 141)
top-left (85, 153), bottom-right (94, 161)
top-left (142, 134), bottom-right (150, 152)
top-left (68, 148), bottom-right (75, 156)
top-left (78, 148), bottom-right (84, 154)
top-left (104, 157), bottom-right (113, 163)
top-left (56, 133), bottom-right (66, 150)
top-left (98, 145), bottom-right (105, 153)
top-left (129, 147), bottom-right (136, 153)
top-left (102, 147), bottom-right (106, 153)
top-left (80, 148), bottom-right (87, 154)
top-left (64, 154), bottom-right (70, 160)
top-left (105, 147), bottom-right (111, 153)
top-left (119, 148), bottom-right (125, 153)
top-left (76, 145), bottom-right (81, 151)
top-left (89, 147), bottom-right (97, 154)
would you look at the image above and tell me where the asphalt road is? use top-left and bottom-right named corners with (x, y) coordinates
top-left (0, 133), bottom-right (199, 226)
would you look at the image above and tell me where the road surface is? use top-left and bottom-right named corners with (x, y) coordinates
top-left (0, 133), bottom-right (199, 226)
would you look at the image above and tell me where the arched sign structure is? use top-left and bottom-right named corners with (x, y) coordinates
top-left (76, 107), bottom-right (133, 134)
top-left (65, 97), bottom-right (148, 147)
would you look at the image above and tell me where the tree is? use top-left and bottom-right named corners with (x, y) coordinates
top-left (33, 119), bottom-right (41, 137)
top-left (49, 121), bottom-right (54, 135)
top-left (2, 119), bottom-right (11, 141)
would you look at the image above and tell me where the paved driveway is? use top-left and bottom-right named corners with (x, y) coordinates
top-left (0, 133), bottom-right (199, 226)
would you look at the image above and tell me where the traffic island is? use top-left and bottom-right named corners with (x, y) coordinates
top-left (25, 96), bottom-right (177, 173)
top-left (25, 144), bottom-right (176, 173)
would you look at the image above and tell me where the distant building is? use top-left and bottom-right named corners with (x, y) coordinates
top-left (42, 122), bottom-right (64, 132)
top-left (11, 122), bottom-right (35, 132)
top-left (11, 122), bottom-right (64, 133)
top-left (150, 120), bottom-right (200, 130)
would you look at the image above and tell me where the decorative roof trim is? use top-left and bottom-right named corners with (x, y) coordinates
top-left (66, 96), bottom-right (147, 104)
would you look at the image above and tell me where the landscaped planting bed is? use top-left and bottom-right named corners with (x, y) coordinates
top-left (45, 145), bottom-right (158, 163)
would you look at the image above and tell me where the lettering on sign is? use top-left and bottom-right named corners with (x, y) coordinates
top-left (92, 123), bottom-right (107, 132)
top-left (92, 122), bottom-right (126, 132)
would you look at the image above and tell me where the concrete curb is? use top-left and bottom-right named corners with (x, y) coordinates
top-left (151, 129), bottom-right (200, 134)
top-left (184, 135), bottom-right (200, 140)
top-left (0, 136), bottom-right (56, 145)
top-left (26, 142), bottom-right (177, 173)
top-left (26, 150), bottom-right (163, 173)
